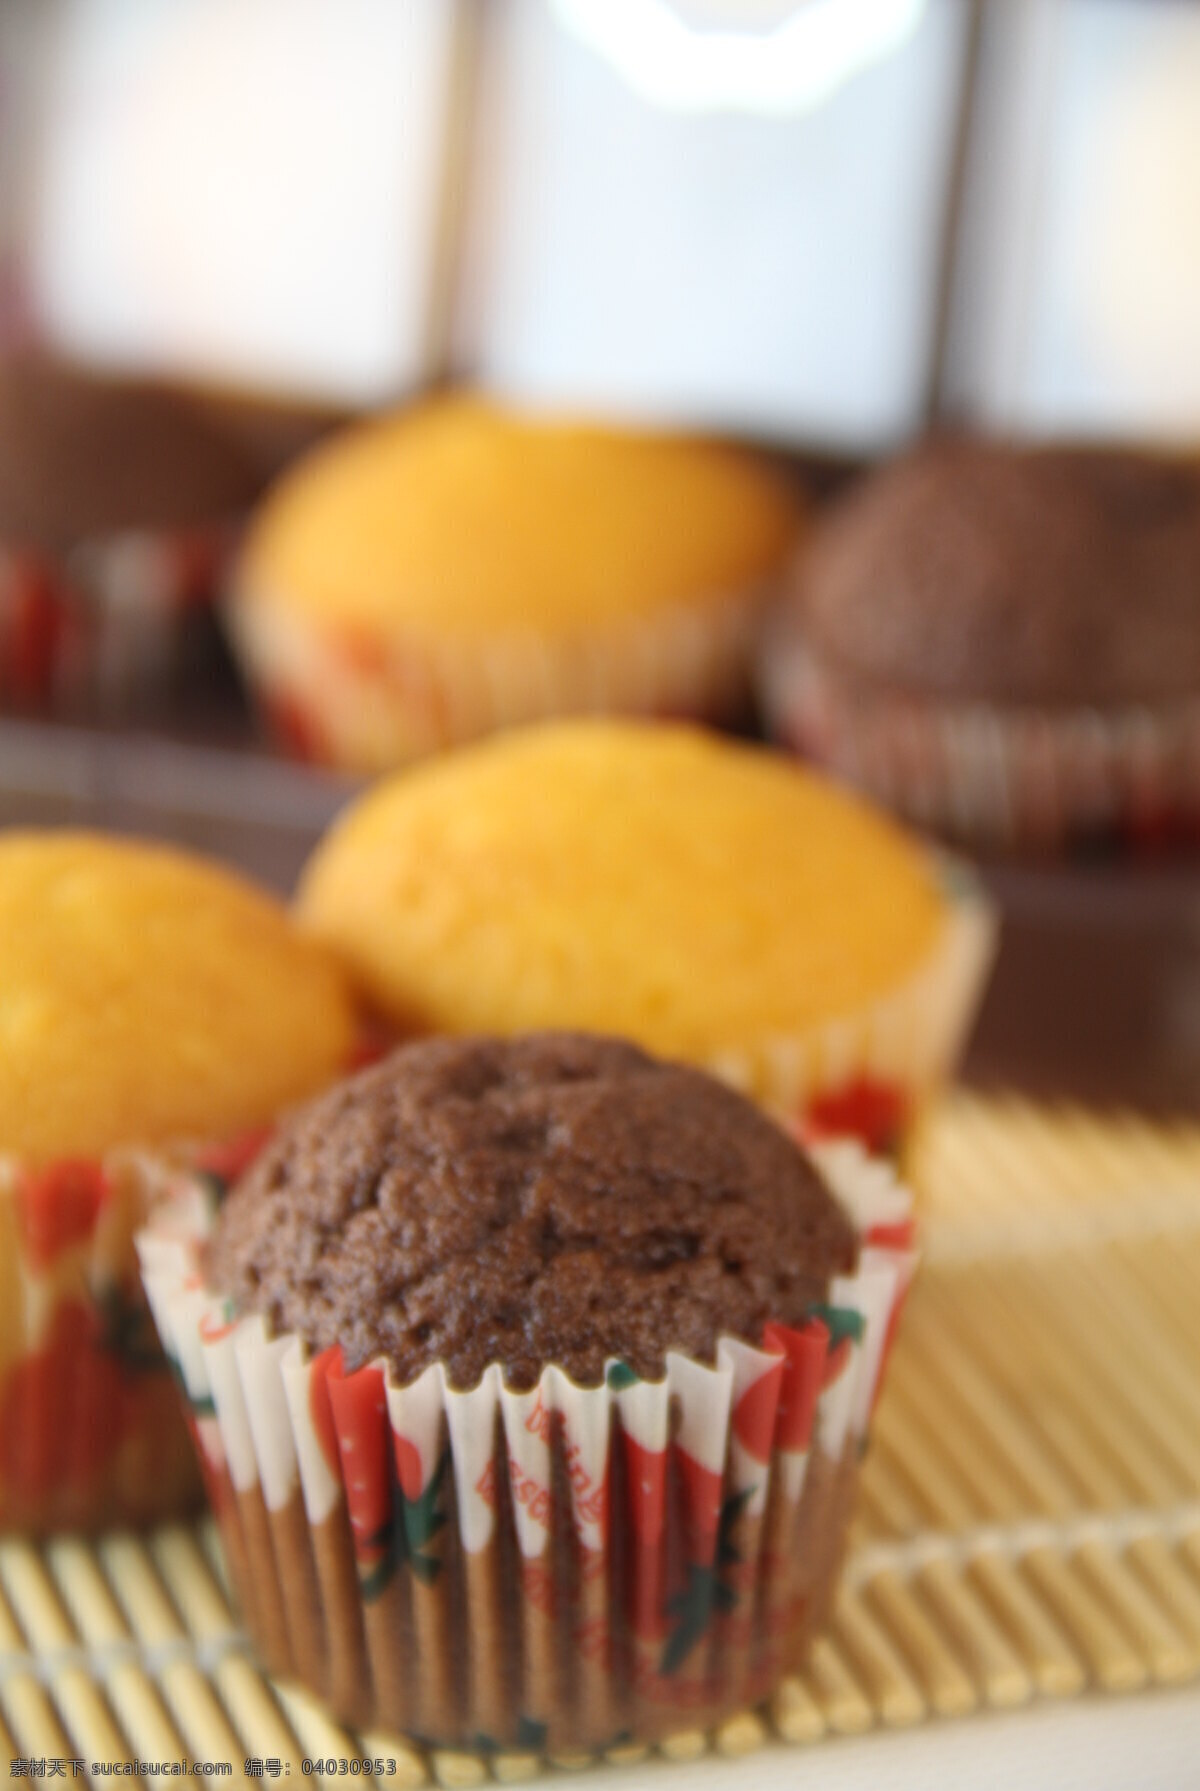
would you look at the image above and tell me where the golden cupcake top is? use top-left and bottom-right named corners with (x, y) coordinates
top-left (238, 396), bottom-right (800, 634)
top-left (298, 721), bottom-right (948, 1062)
top-left (0, 831), bottom-right (357, 1162)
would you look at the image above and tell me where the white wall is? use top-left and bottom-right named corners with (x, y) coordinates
top-left (28, 0), bottom-right (458, 403)
top-left (456, 0), bottom-right (969, 449)
top-left (949, 0), bottom-right (1200, 442)
top-left (16, 0), bottom-right (1200, 446)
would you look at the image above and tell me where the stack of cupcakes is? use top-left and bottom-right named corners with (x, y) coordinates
top-left (1, 387), bottom-right (1009, 1758)
top-left (0, 719), bottom-right (994, 1753)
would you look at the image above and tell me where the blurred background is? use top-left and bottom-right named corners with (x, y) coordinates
top-left (10, 0), bottom-right (1200, 444)
top-left (2, 0), bottom-right (1199, 1107)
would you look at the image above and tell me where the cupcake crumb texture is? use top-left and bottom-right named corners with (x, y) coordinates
top-left (794, 440), bottom-right (1200, 705)
top-left (207, 1031), bottom-right (858, 1390)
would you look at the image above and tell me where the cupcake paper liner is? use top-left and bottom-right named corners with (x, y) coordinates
top-left (137, 1142), bottom-right (915, 1753)
top-left (0, 524), bottom-right (236, 718)
top-left (226, 582), bottom-right (772, 771)
top-left (763, 638), bottom-right (1200, 855)
top-left (0, 1148), bottom-right (213, 1532)
top-left (704, 858), bottom-right (996, 1155)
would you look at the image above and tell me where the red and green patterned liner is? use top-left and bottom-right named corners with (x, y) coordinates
top-left (0, 523), bottom-right (235, 717)
top-left (137, 1142), bottom-right (915, 1754)
top-left (0, 1161), bottom-right (173, 1532)
top-left (0, 1129), bottom-right (270, 1534)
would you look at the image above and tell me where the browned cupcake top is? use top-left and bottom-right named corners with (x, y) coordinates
top-left (207, 1031), bottom-right (858, 1390)
top-left (790, 439), bottom-right (1200, 706)
top-left (0, 351), bottom-right (260, 546)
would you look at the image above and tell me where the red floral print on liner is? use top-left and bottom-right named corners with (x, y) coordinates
top-left (804, 1076), bottom-right (909, 1157)
top-left (0, 1286), bottom-right (173, 1504)
top-left (5, 555), bottom-right (69, 706)
top-left (16, 1159), bottom-right (110, 1271)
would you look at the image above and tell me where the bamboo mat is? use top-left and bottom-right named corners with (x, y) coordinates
top-left (2, 1093), bottom-right (1200, 1788)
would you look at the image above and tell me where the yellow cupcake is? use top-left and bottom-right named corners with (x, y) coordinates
top-left (0, 830), bottom-right (357, 1534)
top-left (299, 721), bottom-right (994, 1147)
top-left (228, 396), bottom-right (801, 770)
top-left (0, 831), bottom-right (356, 1161)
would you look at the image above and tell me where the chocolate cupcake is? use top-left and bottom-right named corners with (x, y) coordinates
top-left (140, 1033), bottom-right (915, 1754)
top-left (761, 439), bottom-right (1200, 853)
top-left (0, 351), bottom-right (258, 715)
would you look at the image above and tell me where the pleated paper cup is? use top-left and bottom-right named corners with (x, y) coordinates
top-left (137, 1142), bottom-right (915, 1755)
top-left (0, 523), bottom-right (236, 718)
top-left (702, 857), bottom-right (996, 1157)
top-left (225, 581), bottom-right (771, 772)
top-left (0, 1147), bottom-right (220, 1532)
top-left (763, 636), bottom-right (1200, 855)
